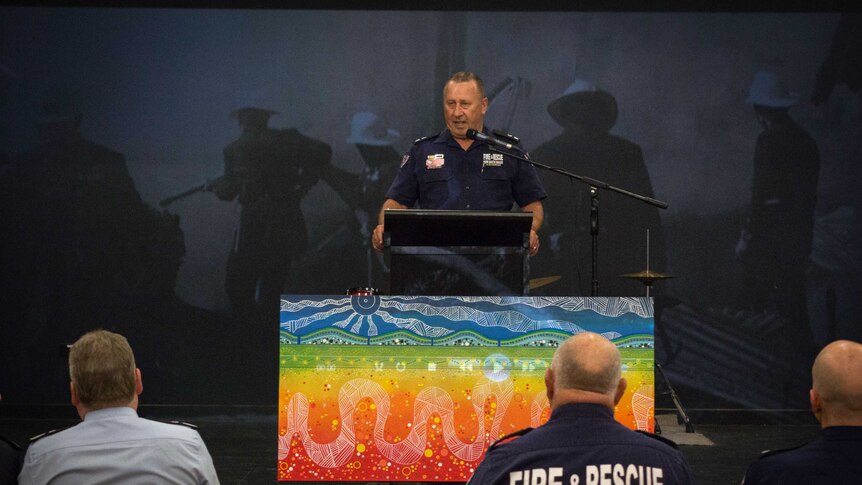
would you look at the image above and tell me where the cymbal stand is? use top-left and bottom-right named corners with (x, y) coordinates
top-left (628, 265), bottom-right (694, 434)
top-left (590, 186), bottom-right (599, 296)
top-left (655, 362), bottom-right (695, 433)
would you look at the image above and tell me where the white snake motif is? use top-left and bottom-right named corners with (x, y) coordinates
top-left (278, 377), bottom-right (540, 467)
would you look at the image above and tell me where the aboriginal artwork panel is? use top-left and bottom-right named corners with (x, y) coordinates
top-left (277, 296), bottom-right (654, 482)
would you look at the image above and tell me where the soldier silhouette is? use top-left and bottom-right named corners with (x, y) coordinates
top-left (211, 99), bottom-right (331, 315)
top-left (0, 90), bottom-right (161, 401)
top-left (531, 78), bottom-right (666, 297)
top-left (736, 70), bottom-right (820, 369)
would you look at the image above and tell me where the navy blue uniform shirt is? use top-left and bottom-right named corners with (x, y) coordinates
top-left (467, 403), bottom-right (693, 485)
top-left (385, 129), bottom-right (546, 211)
top-left (743, 426), bottom-right (862, 484)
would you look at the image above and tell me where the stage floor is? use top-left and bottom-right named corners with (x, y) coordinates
top-left (1, 410), bottom-right (821, 485)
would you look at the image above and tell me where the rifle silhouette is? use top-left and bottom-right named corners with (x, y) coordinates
top-left (159, 164), bottom-right (364, 209)
top-left (158, 177), bottom-right (221, 208)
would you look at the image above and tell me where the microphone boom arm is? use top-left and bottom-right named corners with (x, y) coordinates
top-left (489, 145), bottom-right (668, 296)
top-left (496, 147), bottom-right (668, 209)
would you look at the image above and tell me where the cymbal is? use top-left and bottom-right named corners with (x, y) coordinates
top-left (618, 270), bottom-right (675, 282)
top-left (529, 275), bottom-right (562, 290)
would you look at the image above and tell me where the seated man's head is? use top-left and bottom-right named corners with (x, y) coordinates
top-left (545, 332), bottom-right (626, 410)
top-left (69, 330), bottom-right (142, 417)
top-left (811, 340), bottom-right (862, 427)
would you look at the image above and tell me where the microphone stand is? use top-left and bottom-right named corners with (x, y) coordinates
top-left (489, 145), bottom-right (668, 296)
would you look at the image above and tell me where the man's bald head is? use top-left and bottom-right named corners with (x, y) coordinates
top-left (811, 340), bottom-right (862, 426)
top-left (546, 332), bottom-right (625, 409)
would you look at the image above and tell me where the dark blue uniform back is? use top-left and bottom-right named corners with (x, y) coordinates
top-left (742, 426), bottom-right (862, 484)
top-left (467, 403), bottom-right (693, 485)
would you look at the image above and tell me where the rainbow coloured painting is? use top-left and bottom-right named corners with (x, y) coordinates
top-left (278, 296), bottom-right (654, 482)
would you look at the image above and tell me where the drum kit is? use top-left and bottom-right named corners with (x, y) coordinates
top-left (528, 269), bottom-right (675, 295)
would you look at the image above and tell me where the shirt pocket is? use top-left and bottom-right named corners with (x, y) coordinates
top-left (478, 167), bottom-right (513, 206)
top-left (422, 168), bottom-right (452, 183)
top-left (479, 167), bottom-right (508, 182)
top-left (420, 168), bottom-right (452, 208)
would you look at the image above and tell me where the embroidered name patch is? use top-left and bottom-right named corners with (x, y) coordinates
top-left (482, 153), bottom-right (504, 167)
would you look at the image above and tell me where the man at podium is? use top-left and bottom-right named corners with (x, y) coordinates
top-left (371, 71), bottom-right (546, 256)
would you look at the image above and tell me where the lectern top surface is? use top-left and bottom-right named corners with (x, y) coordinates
top-left (383, 208), bottom-right (532, 247)
top-left (384, 208), bottom-right (532, 219)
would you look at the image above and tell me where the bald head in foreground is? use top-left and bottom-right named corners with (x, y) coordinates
top-left (468, 332), bottom-right (693, 485)
top-left (546, 331), bottom-right (626, 409)
top-left (743, 340), bottom-right (862, 484)
top-left (810, 340), bottom-right (862, 427)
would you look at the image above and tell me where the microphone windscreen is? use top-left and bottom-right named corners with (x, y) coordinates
top-left (466, 128), bottom-right (479, 140)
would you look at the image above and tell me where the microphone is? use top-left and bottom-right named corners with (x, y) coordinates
top-left (466, 128), bottom-right (519, 151)
top-left (492, 129), bottom-right (520, 145)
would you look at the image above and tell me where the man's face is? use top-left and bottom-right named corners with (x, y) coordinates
top-left (443, 80), bottom-right (488, 140)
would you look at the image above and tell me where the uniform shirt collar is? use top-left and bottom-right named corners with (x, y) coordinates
top-left (822, 425), bottom-right (862, 441)
top-left (83, 406), bottom-right (138, 421)
top-left (437, 128), bottom-right (489, 150)
top-left (550, 402), bottom-right (615, 421)
top-left (436, 129), bottom-right (456, 145)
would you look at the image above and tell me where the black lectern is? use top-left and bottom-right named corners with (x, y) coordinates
top-left (383, 209), bottom-right (532, 296)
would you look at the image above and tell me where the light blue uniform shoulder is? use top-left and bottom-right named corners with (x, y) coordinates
top-left (28, 427), bottom-right (70, 445)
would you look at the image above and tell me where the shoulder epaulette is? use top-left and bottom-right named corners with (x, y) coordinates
top-left (29, 427), bottom-right (70, 444)
top-left (756, 442), bottom-right (807, 460)
top-left (635, 429), bottom-right (679, 449)
top-left (488, 427), bottom-right (533, 451)
top-left (413, 135), bottom-right (435, 145)
top-left (168, 420), bottom-right (199, 430)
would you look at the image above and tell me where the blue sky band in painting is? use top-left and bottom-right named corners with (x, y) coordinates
top-left (279, 296), bottom-right (654, 344)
